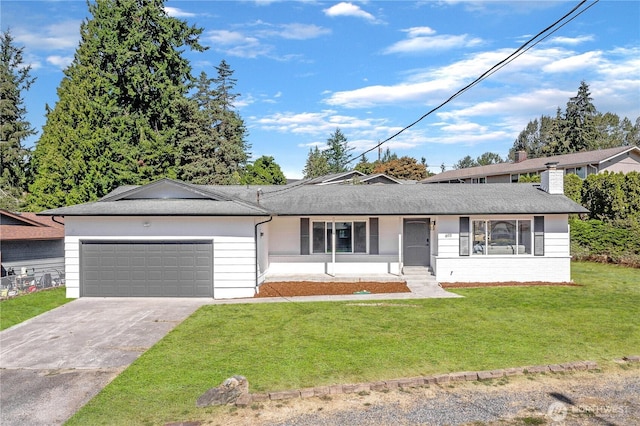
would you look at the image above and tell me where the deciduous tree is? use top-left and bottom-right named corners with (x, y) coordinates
top-left (373, 156), bottom-right (428, 180)
top-left (241, 155), bottom-right (286, 185)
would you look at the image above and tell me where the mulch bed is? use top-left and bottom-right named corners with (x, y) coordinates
top-left (441, 281), bottom-right (581, 288)
top-left (255, 281), bottom-right (410, 298)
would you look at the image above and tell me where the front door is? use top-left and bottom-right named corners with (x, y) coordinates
top-left (403, 218), bottom-right (430, 267)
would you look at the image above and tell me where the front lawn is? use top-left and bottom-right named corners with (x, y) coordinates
top-left (67, 262), bottom-right (640, 425)
top-left (0, 287), bottom-right (69, 331)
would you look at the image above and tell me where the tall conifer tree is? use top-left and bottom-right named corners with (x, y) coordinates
top-left (177, 61), bottom-right (250, 184)
top-left (28, 0), bottom-right (205, 209)
top-left (0, 30), bottom-right (35, 210)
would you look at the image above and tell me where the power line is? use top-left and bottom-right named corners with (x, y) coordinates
top-left (347, 0), bottom-right (597, 164)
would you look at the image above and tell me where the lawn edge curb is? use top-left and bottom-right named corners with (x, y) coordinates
top-left (234, 359), bottom-right (610, 406)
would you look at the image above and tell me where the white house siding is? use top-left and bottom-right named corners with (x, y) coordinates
top-left (63, 216), bottom-right (258, 299)
top-left (433, 214), bottom-right (572, 283)
top-left (435, 257), bottom-right (570, 282)
top-left (266, 216), bottom-right (402, 276)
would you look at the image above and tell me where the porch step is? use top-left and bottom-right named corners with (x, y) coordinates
top-left (402, 266), bottom-right (433, 277)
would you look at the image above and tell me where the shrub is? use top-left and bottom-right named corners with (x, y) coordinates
top-left (570, 218), bottom-right (640, 267)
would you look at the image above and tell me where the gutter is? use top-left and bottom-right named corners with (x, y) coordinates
top-left (51, 215), bottom-right (64, 226)
top-left (254, 216), bottom-right (273, 291)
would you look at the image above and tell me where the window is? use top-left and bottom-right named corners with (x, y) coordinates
top-left (471, 177), bottom-right (486, 184)
top-left (312, 221), bottom-right (367, 253)
top-left (472, 219), bottom-right (532, 255)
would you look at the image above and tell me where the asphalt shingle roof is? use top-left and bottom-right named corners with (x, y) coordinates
top-left (1, 210), bottom-right (65, 241)
top-left (40, 178), bottom-right (588, 217)
top-left (422, 146), bottom-right (639, 183)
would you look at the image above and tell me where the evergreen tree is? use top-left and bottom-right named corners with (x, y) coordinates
top-left (510, 116), bottom-right (550, 160)
top-left (454, 155), bottom-right (477, 169)
top-left (210, 60), bottom-right (250, 184)
top-left (354, 154), bottom-right (375, 175)
top-left (28, 0), bottom-right (205, 209)
top-left (0, 30), bottom-right (35, 210)
top-left (302, 146), bottom-right (330, 179)
top-left (543, 107), bottom-right (568, 155)
top-left (476, 152), bottom-right (503, 166)
top-left (380, 147), bottom-right (398, 163)
top-left (241, 155), bottom-right (286, 185)
top-left (177, 63), bottom-right (250, 185)
top-left (563, 81), bottom-right (597, 153)
top-left (324, 128), bottom-right (353, 174)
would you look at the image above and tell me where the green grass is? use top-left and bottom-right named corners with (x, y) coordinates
top-left (67, 262), bottom-right (640, 425)
top-left (0, 287), bottom-right (70, 331)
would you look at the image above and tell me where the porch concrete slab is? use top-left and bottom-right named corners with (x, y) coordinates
top-left (263, 272), bottom-right (405, 283)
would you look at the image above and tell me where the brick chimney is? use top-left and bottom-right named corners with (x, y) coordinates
top-left (515, 150), bottom-right (527, 163)
top-left (540, 162), bottom-right (564, 195)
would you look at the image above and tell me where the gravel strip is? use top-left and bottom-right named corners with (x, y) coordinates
top-left (258, 371), bottom-right (640, 426)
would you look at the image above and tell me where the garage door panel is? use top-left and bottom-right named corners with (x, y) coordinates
top-left (81, 241), bottom-right (213, 297)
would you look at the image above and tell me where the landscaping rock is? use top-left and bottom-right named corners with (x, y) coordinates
top-left (270, 390), bottom-right (301, 400)
top-left (196, 375), bottom-right (249, 407)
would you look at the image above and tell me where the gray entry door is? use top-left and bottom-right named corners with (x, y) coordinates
top-left (403, 218), bottom-right (430, 267)
top-left (81, 241), bottom-right (213, 297)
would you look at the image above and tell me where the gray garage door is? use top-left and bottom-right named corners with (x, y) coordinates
top-left (81, 241), bottom-right (213, 297)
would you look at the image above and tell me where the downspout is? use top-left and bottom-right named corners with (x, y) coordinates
top-left (51, 215), bottom-right (64, 226)
top-left (254, 216), bottom-right (273, 290)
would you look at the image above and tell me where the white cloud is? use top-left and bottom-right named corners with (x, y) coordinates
top-left (256, 110), bottom-right (387, 136)
top-left (323, 2), bottom-right (377, 22)
top-left (383, 26), bottom-right (483, 55)
top-left (549, 35), bottom-right (595, 46)
top-left (438, 88), bottom-right (574, 121)
top-left (324, 45), bottom-right (614, 109)
top-left (543, 51), bottom-right (603, 73)
top-left (14, 20), bottom-right (80, 51)
top-left (164, 6), bottom-right (196, 18)
top-left (384, 34), bottom-right (483, 54)
top-left (274, 23), bottom-right (331, 40)
top-left (325, 79), bottom-right (457, 108)
top-left (46, 55), bottom-right (73, 69)
top-left (404, 27), bottom-right (437, 37)
top-left (204, 30), bottom-right (270, 58)
top-left (205, 22), bottom-right (329, 59)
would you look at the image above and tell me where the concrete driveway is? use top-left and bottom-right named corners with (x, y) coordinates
top-left (0, 298), bottom-right (212, 425)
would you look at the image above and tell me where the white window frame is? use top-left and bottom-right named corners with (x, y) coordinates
top-left (311, 220), bottom-right (367, 254)
top-left (471, 218), bottom-right (533, 256)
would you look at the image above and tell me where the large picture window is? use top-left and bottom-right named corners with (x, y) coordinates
top-left (472, 219), bottom-right (532, 255)
top-left (312, 221), bottom-right (367, 253)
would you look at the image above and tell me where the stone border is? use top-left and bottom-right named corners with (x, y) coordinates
top-left (234, 360), bottom-right (607, 407)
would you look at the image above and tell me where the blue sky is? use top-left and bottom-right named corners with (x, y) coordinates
top-left (2, 1), bottom-right (639, 178)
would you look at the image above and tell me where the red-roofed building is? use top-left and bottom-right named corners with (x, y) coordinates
top-left (1, 210), bottom-right (65, 276)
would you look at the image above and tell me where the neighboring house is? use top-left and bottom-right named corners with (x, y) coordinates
top-left (41, 166), bottom-right (587, 299)
top-left (422, 146), bottom-right (640, 184)
top-left (0, 210), bottom-right (65, 276)
top-left (304, 170), bottom-right (405, 185)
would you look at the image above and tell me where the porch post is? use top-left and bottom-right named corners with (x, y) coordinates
top-left (331, 218), bottom-right (336, 276)
top-left (398, 233), bottom-right (403, 275)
